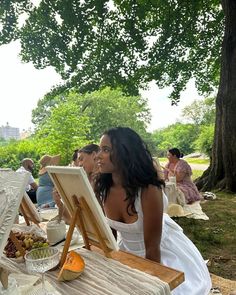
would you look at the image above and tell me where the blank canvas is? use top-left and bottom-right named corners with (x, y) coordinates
top-left (46, 166), bottom-right (118, 252)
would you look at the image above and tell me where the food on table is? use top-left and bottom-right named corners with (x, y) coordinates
top-left (58, 251), bottom-right (85, 281)
top-left (4, 232), bottom-right (49, 258)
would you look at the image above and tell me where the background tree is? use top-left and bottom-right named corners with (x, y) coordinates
top-left (0, 0), bottom-right (223, 99)
top-left (34, 87), bottom-right (154, 160)
top-left (181, 97), bottom-right (216, 126)
top-left (194, 125), bottom-right (215, 157)
top-left (0, 137), bottom-right (7, 146)
top-left (35, 99), bottom-right (91, 164)
top-left (1, 1), bottom-right (235, 191)
top-left (35, 87), bottom-right (150, 134)
top-left (197, 0), bottom-right (236, 191)
top-left (0, 138), bottom-right (40, 177)
top-left (181, 97), bottom-right (215, 157)
top-left (152, 123), bottom-right (197, 157)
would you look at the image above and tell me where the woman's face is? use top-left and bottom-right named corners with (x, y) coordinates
top-left (77, 152), bottom-right (96, 174)
top-left (167, 152), bottom-right (176, 162)
top-left (97, 134), bottom-right (115, 173)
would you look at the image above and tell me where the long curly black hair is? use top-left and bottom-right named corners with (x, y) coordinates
top-left (94, 127), bottom-right (164, 215)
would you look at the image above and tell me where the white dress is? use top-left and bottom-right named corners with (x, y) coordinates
top-left (106, 192), bottom-right (211, 295)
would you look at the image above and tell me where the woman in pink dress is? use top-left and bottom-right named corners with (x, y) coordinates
top-left (164, 148), bottom-right (201, 204)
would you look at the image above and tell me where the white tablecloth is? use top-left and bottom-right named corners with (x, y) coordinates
top-left (0, 248), bottom-right (171, 295)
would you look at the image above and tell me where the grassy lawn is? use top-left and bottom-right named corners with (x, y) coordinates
top-left (173, 192), bottom-right (236, 280)
top-left (158, 157), bottom-right (210, 165)
top-left (184, 158), bottom-right (209, 165)
top-left (192, 169), bottom-right (205, 180)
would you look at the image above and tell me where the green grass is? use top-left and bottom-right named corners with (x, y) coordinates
top-left (192, 170), bottom-right (204, 180)
top-left (185, 158), bottom-right (209, 165)
top-left (173, 192), bottom-right (236, 279)
top-left (158, 158), bottom-right (167, 163)
top-left (158, 157), bottom-right (210, 165)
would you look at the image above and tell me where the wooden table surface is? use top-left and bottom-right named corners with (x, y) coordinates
top-left (91, 246), bottom-right (184, 290)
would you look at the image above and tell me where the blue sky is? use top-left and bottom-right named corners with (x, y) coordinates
top-left (0, 41), bottom-right (202, 132)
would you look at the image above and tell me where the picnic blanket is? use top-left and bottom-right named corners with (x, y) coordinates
top-left (167, 201), bottom-right (209, 220)
top-left (164, 182), bottom-right (209, 220)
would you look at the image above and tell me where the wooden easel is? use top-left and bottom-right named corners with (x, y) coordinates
top-left (7, 194), bottom-right (40, 258)
top-left (19, 197), bottom-right (40, 226)
top-left (60, 195), bottom-right (112, 267)
top-left (0, 267), bottom-right (8, 290)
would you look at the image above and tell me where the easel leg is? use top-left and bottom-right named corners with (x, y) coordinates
top-left (0, 267), bottom-right (9, 290)
top-left (19, 204), bottom-right (30, 226)
top-left (80, 198), bottom-right (111, 258)
top-left (72, 195), bottom-right (90, 250)
top-left (60, 207), bottom-right (79, 267)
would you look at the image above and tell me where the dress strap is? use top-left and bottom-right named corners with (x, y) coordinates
top-left (135, 189), bottom-right (143, 217)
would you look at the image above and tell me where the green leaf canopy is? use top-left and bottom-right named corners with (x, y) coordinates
top-left (34, 87), bottom-right (151, 162)
top-left (0, 0), bottom-right (223, 101)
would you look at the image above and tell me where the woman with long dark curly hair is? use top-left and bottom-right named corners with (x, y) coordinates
top-left (95, 127), bottom-right (211, 295)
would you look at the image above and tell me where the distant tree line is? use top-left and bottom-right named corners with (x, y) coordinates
top-left (153, 97), bottom-right (215, 157)
top-left (0, 88), bottom-right (214, 175)
top-left (0, 88), bottom-right (154, 173)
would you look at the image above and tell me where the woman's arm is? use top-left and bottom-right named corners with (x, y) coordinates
top-left (52, 190), bottom-right (71, 224)
top-left (141, 186), bottom-right (163, 263)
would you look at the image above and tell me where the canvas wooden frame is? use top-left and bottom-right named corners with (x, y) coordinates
top-left (46, 166), bottom-right (118, 259)
top-left (19, 192), bottom-right (42, 225)
top-left (0, 171), bottom-right (30, 257)
top-left (0, 171), bottom-right (31, 289)
top-left (0, 169), bottom-right (41, 226)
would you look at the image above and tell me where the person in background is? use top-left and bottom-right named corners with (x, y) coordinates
top-left (164, 148), bottom-right (201, 204)
top-left (36, 154), bottom-right (61, 208)
top-left (16, 158), bottom-right (38, 203)
top-left (94, 127), bottom-right (211, 295)
top-left (70, 149), bottom-right (79, 167)
top-left (53, 144), bottom-right (99, 223)
top-left (76, 144), bottom-right (99, 183)
top-left (69, 144), bottom-right (99, 176)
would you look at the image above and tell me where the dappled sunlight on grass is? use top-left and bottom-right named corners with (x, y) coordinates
top-left (192, 170), bottom-right (204, 180)
top-left (185, 158), bottom-right (209, 165)
top-left (173, 192), bottom-right (236, 279)
top-left (158, 157), bottom-right (210, 165)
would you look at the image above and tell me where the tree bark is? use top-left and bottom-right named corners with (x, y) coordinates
top-left (196, 0), bottom-right (236, 192)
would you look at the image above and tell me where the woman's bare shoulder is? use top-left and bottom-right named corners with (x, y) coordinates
top-left (141, 185), bottom-right (163, 222)
top-left (142, 185), bottom-right (162, 202)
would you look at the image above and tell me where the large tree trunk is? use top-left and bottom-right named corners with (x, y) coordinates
top-left (196, 0), bottom-right (236, 192)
